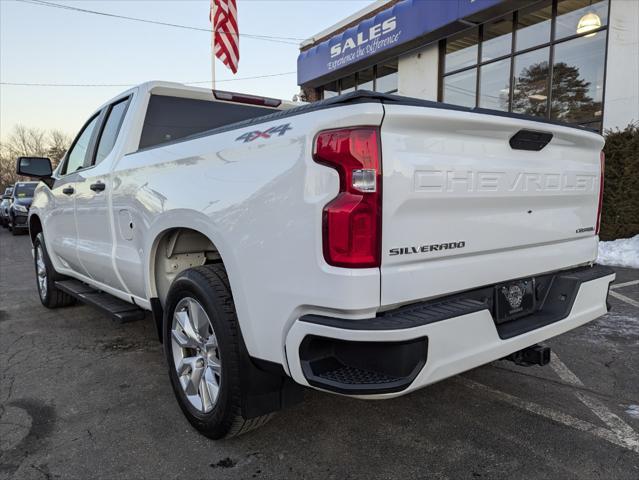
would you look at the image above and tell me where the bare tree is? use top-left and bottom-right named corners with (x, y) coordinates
top-left (0, 125), bottom-right (72, 191)
top-left (4, 125), bottom-right (48, 158)
top-left (47, 129), bottom-right (71, 168)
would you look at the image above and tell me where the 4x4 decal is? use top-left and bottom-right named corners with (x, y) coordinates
top-left (236, 123), bottom-right (292, 143)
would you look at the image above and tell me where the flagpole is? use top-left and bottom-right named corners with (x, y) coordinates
top-left (211, 1), bottom-right (216, 91)
top-left (211, 44), bottom-right (216, 91)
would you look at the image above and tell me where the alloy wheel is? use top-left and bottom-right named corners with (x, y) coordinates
top-left (171, 297), bottom-right (222, 413)
top-left (36, 245), bottom-right (47, 300)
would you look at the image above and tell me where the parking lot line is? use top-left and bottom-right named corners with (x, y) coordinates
top-left (457, 377), bottom-right (639, 453)
top-left (609, 290), bottom-right (639, 308)
top-left (610, 280), bottom-right (639, 290)
top-left (549, 352), bottom-right (584, 386)
top-left (550, 353), bottom-right (639, 452)
top-left (575, 392), bottom-right (639, 450)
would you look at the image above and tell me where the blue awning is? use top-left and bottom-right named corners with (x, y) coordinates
top-left (297, 0), bottom-right (504, 86)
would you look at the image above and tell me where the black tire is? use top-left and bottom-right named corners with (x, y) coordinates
top-left (34, 232), bottom-right (75, 308)
top-left (164, 264), bottom-right (273, 439)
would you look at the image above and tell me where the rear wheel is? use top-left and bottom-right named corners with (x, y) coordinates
top-left (164, 264), bottom-right (273, 439)
top-left (34, 233), bottom-right (75, 308)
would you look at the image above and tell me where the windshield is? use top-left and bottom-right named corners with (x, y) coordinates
top-left (14, 182), bottom-right (37, 198)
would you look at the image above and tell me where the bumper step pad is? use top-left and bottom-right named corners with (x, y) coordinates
top-left (55, 279), bottom-right (146, 323)
top-left (299, 336), bottom-right (428, 395)
top-left (318, 365), bottom-right (401, 385)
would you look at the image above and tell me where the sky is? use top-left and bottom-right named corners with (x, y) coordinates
top-left (0, 0), bottom-right (375, 141)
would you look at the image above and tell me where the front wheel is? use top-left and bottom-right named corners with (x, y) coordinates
top-left (34, 233), bottom-right (75, 308)
top-left (164, 264), bottom-right (273, 439)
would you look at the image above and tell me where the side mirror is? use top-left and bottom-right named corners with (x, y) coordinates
top-left (16, 156), bottom-right (53, 179)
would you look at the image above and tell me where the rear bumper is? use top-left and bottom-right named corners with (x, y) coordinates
top-left (285, 265), bottom-right (614, 398)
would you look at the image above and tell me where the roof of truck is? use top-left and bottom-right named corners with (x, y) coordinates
top-left (96, 81), bottom-right (300, 113)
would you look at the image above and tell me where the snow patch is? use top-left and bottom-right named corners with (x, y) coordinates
top-left (625, 405), bottom-right (639, 419)
top-left (581, 312), bottom-right (639, 348)
top-left (597, 235), bottom-right (639, 269)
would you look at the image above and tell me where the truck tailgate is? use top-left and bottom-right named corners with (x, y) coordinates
top-left (380, 103), bottom-right (604, 308)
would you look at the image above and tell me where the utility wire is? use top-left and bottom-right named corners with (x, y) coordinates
top-left (0, 71), bottom-right (297, 87)
top-left (17, 0), bottom-right (304, 45)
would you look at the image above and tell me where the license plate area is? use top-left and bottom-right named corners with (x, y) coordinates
top-left (494, 278), bottom-right (535, 324)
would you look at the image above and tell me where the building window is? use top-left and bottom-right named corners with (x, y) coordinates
top-left (479, 58), bottom-right (511, 111)
top-left (443, 69), bottom-right (477, 108)
top-left (340, 74), bottom-right (357, 94)
top-left (319, 60), bottom-right (398, 99)
top-left (551, 33), bottom-right (606, 129)
top-left (482, 17), bottom-right (512, 61)
top-left (512, 47), bottom-right (551, 118)
top-left (376, 61), bottom-right (398, 94)
top-left (358, 68), bottom-right (375, 91)
top-left (323, 81), bottom-right (339, 99)
top-left (555, 0), bottom-right (609, 40)
top-left (440, 0), bottom-right (609, 131)
top-left (445, 28), bottom-right (479, 72)
top-left (516, 1), bottom-right (552, 52)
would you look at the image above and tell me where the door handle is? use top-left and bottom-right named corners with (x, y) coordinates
top-left (90, 182), bottom-right (106, 192)
top-left (62, 186), bottom-right (75, 195)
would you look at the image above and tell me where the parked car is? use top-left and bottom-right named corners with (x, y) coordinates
top-left (7, 181), bottom-right (38, 235)
top-left (18, 82), bottom-right (614, 439)
top-left (0, 185), bottom-right (14, 228)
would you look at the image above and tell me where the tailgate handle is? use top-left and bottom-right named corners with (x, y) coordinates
top-left (509, 130), bottom-right (553, 151)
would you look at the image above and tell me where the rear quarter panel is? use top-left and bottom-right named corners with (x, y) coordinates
top-left (110, 102), bottom-right (385, 365)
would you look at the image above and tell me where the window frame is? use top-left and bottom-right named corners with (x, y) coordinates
top-left (438, 0), bottom-right (610, 131)
top-left (91, 95), bottom-right (132, 167)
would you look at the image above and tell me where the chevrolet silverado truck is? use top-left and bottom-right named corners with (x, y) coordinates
top-left (17, 81), bottom-right (614, 439)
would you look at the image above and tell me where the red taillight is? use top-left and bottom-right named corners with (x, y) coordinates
top-left (313, 127), bottom-right (381, 268)
top-left (596, 150), bottom-right (605, 235)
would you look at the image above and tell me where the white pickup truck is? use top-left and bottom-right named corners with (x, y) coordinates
top-left (18, 81), bottom-right (614, 439)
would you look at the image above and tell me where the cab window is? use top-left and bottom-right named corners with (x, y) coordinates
top-left (62, 114), bottom-right (100, 175)
top-left (94, 97), bottom-right (130, 165)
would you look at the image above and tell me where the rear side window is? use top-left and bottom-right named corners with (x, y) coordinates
top-left (94, 97), bottom-right (130, 165)
top-left (139, 95), bottom-right (276, 149)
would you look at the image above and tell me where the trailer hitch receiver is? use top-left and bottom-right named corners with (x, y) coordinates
top-left (504, 344), bottom-right (551, 367)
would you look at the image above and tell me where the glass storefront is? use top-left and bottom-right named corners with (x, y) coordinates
top-left (310, 0), bottom-right (610, 131)
top-left (318, 60), bottom-right (398, 99)
top-left (440, 0), bottom-right (609, 131)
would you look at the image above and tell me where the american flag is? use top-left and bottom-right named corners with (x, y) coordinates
top-left (210, 0), bottom-right (239, 74)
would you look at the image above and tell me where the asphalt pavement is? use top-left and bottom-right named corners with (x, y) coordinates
top-left (1, 227), bottom-right (638, 479)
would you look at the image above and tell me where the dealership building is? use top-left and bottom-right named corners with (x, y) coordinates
top-left (297, 0), bottom-right (638, 132)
